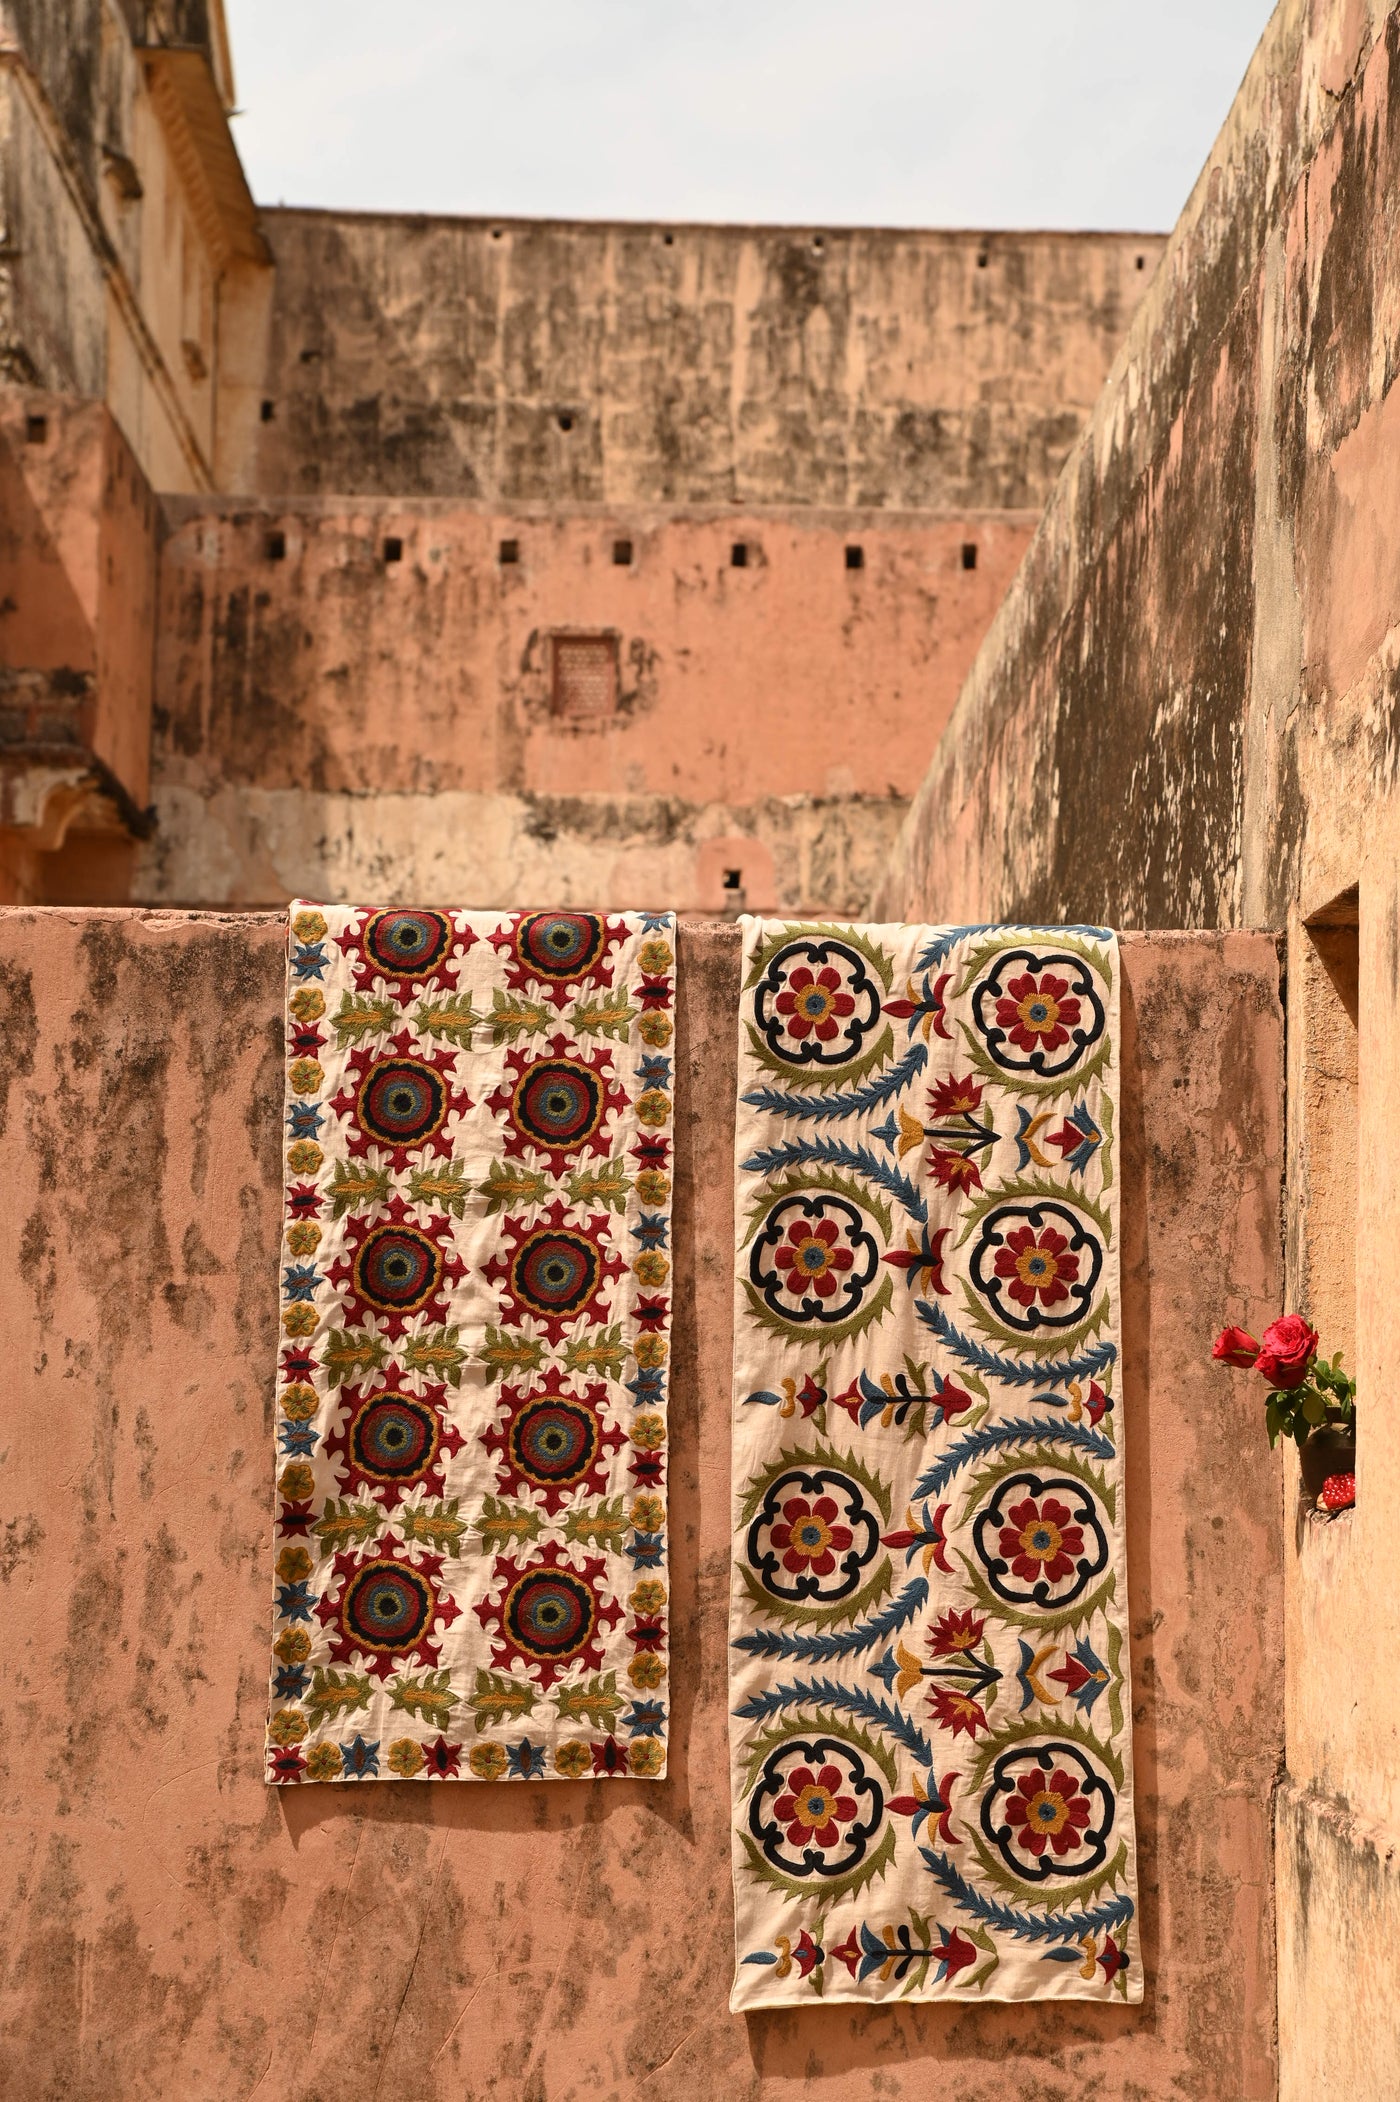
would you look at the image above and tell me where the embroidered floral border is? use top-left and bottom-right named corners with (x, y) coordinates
top-left (728, 921), bottom-right (1139, 2005)
top-left (266, 905), bottom-right (675, 1783)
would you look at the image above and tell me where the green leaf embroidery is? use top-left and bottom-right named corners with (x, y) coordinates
top-left (564, 1157), bottom-right (631, 1212)
top-left (411, 992), bottom-right (479, 1045)
top-left (396, 1499), bottom-right (468, 1552)
top-left (475, 1496), bottom-right (543, 1550)
top-left (479, 1159), bottom-right (551, 1215)
top-left (407, 1161), bottom-right (471, 1217)
top-left (401, 1327), bottom-right (469, 1386)
top-left (552, 1672), bottom-right (623, 1727)
top-left (305, 1667), bottom-right (372, 1725)
top-left (389, 1669), bottom-right (458, 1726)
top-left (479, 1326), bottom-right (545, 1382)
top-left (488, 987), bottom-right (550, 1042)
top-left (562, 1324), bottom-right (627, 1377)
top-left (328, 1159), bottom-right (391, 1219)
top-left (321, 1329), bottom-right (389, 1387)
top-left (314, 1499), bottom-right (383, 1550)
top-left (560, 1497), bottom-right (627, 1550)
top-left (332, 990), bottom-right (397, 1044)
top-left (469, 1668), bottom-right (536, 1732)
top-left (568, 995), bottom-right (638, 1041)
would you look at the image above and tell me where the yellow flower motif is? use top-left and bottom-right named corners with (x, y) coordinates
top-left (282, 1304), bottom-right (317, 1338)
top-left (630, 1494), bottom-right (664, 1533)
top-left (629, 1654), bottom-right (666, 1689)
top-left (268, 1708), bottom-right (308, 1747)
top-left (554, 1741), bottom-right (592, 1778)
top-left (273, 1627), bottom-right (312, 1664)
top-left (631, 1414), bottom-right (665, 1451)
top-left (278, 1462), bottom-right (315, 1502)
top-left (280, 1383), bottom-right (319, 1422)
top-left (287, 1139), bottom-right (323, 1174)
top-left (635, 1089), bottom-right (671, 1128)
top-left (468, 1743), bottom-right (508, 1781)
top-left (290, 987), bottom-right (326, 1021)
top-left (638, 1012), bottom-right (673, 1046)
top-left (628, 1737), bottom-right (664, 1778)
top-left (633, 1335), bottom-right (668, 1370)
top-left (634, 1251), bottom-right (669, 1288)
top-left (276, 1545), bottom-right (313, 1583)
top-left (630, 1579), bottom-right (667, 1614)
top-left (292, 910), bottom-right (327, 942)
top-left (288, 1058), bottom-right (324, 1096)
top-left (285, 1221), bottom-right (322, 1258)
top-left (305, 1742), bottom-right (342, 1782)
top-left (636, 1169), bottom-right (671, 1204)
top-left (638, 938), bottom-right (673, 974)
top-left (388, 1738), bottom-right (426, 1778)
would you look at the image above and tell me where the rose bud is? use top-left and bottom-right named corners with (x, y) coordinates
top-left (1254, 1314), bottom-right (1319, 1388)
top-left (1213, 1325), bottom-right (1261, 1369)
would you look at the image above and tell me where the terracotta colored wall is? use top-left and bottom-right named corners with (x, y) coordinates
top-left (247, 215), bottom-right (1164, 508)
top-left (869, 3), bottom-right (1400, 2090)
top-left (0, 915), bottom-right (1282, 2100)
top-left (131, 499), bottom-right (1031, 914)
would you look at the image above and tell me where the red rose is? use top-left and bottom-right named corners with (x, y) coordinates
top-left (1212, 1325), bottom-right (1261, 1370)
top-left (1254, 1314), bottom-right (1319, 1388)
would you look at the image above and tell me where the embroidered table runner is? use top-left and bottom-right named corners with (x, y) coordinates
top-left (266, 905), bottom-right (675, 1784)
top-left (729, 921), bottom-right (1138, 2005)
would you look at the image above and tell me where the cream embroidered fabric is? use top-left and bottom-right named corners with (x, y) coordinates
top-left (266, 905), bottom-right (675, 1784)
top-left (728, 920), bottom-right (1139, 2005)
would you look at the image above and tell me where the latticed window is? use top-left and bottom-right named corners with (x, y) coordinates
top-left (551, 634), bottom-right (619, 721)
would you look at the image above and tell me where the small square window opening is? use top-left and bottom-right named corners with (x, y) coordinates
top-left (499, 539), bottom-right (520, 565)
top-left (845, 545), bottom-right (864, 571)
top-left (383, 537), bottom-right (403, 564)
top-left (552, 634), bottom-right (619, 722)
top-left (731, 543), bottom-right (748, 568)
top-left (260, 399), bottom-right (275, 423)
top-left (961, 542), bottom-right (978, 571)
top-left (723, 869), bottom-right (743, 890)
top-left (24, 414), bottom-right (47, 445)
top-left (265, 530), bottom-right (286, 561)
top-left (612, 539), bottom-right (633, 566)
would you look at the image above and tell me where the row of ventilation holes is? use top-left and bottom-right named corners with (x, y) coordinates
top-left (262, 533), bottom-right (978, 572)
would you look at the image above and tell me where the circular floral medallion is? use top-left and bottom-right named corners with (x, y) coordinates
top-left (355, 1057), bottom-right (449, 1151)
top-left (746, 1465), bottom-right (882, 1606)
top-left (352, 1223), bottom-right (446, 1315)
top-left (748, 1734), bottom-right (886, 1880)
top-left (347, 1390), bottom-right (442, 1487)
top-left (754, 939), bottom-right (883, 1069)
top-left (509, 1394), bottom-right (602, 1493)
top-left (749, 1192), bottom-right (880, 1326)
top-left (970, 1470), bottom-right (1110, 1609)
top-left (514, 912), bottom-right (606, 984)
top-left (979, 1740), bottom-right (1116, 1883)
top-left (969, 948), bottom-right (1106, 1078)
top-left (510, 1228), bottom-right (601, 1322)
top-left (362, 909), bottom-right (453, 982)
top-left (340, 1558), bottom-right (434, 1657)
top-left (967, 1199), bottom-right (1104, 1333)
top-left (511, 1058), bottom-right (606, 1154)
top-left (503, 1566), bottom-right (598, 1664)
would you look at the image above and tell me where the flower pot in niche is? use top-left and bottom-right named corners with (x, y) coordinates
top-left (1299, 1416), bottom-right (1356, 1499)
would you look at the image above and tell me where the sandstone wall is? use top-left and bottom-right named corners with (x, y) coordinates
top-left (872, 2), bottom-right (1400, 2090)
top-left (0, 915), bottom-right (1282, 2101)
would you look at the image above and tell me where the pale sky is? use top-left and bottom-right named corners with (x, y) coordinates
top-left (224, 1), bottom-right (1276, 232)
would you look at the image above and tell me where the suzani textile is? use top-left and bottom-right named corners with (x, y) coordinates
top-left (728, 921), bottom-right (1139, 2006)
top-left (266, 904), bottom-right (676, 1785)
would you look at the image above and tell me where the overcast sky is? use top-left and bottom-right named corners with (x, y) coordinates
top-left (224, 1), bottom-right (1276, 232)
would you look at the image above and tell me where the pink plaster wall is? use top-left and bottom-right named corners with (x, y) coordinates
top-left (0, 915), bottom-right (1283, 2100)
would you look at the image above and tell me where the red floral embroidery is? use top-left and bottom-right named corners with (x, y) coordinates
top-left (775, 965), bottom-right (856, 1044)
top-left (773, 1763), bottom-right (859, 1849)
top-left (771, 1495), bottom-right (854, 1577)
top-left (995, 971), bottom-right (1081, 1055)
top-left (998, 1494), bottom-right (1084, 1586)
top-left (774, 1217), bottom-right (854, 1299)
top-left (1004, 1765), bottom-right (1093, 1859)
top-left (993, 1222), bottom-right (1079, 1308)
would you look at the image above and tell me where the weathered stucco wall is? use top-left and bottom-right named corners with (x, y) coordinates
top-left (128, 499), bottom-right (1032, 914)
top-left (0, 915), bottom-right (1283, 2100)
top-left (871, 3), bottom-right (1400, 2092)
top-left (248, 214), bottom-right (1164, 508)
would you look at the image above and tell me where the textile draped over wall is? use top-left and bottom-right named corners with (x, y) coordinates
top-left (266, 904), bottom-right (676, 1784)
top-left (728, 920), bottom-right (1138, 2005)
